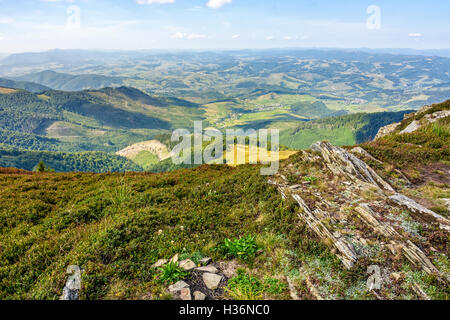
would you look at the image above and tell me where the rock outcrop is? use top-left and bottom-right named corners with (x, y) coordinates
top-left (311, 141), bottom-right (394, 192)
top-left (374, 104), bottom-right (450, 140)
top-left (60, 265), bottom-right (82, 301)
top-left (269, 141), bottom-right (448, 289)
top-left (400, 111), bottom-right (450, 134)
top-left (389, 194), bottom-right (450, 231)
top-left (374, 122), bottom-right (400, 140)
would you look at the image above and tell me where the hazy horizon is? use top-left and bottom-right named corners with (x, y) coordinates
top-left (2, 47), bottom-right (450, 56)
top-left (0, 0), bottom-right (449, 53)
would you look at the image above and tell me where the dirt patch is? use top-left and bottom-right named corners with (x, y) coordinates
top-left (417, 163), bottom-right (450, 186)
top-left (0, 167), bottom-right (33, 175)
top-left (217, 260), bottom-right (244, 278)
top-left (116, 140), bottom-right (170, 161)
top-left (185, 268), bottom-right (228, 300)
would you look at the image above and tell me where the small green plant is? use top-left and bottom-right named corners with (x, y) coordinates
top-left (108, 178), bottom-right (132, 207)
top-left (304, 176), bottom-right (318, 182)
top-left (226, 269), bottom-right (264, 300)
top-left (263, 277), bottom-right (288, 295)
top-left (179, 252), bottom-right (204, 265)
top-left (220, 235), bottom-right (259, 261)
top-left (157, 262), bottom-right (189, 285)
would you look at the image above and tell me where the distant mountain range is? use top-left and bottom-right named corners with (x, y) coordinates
top-left (13, 70), bottom-right (124, 91)
top-left (1, 48), bottom-right (448, 111)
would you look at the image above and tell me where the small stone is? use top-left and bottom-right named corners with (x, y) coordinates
top-left (199, 257), bottom-right (212, 266)
top-left (152, 259), bottom-right (168, 268)
top-left (178, 288), bottom-right (191, 300)
top-left (443, 198), bottom-right (450, 210)
top-left (179, 259), bottom-right (196, 271)
top-left (391, 273), bottom-right (402, 281)
top-left (195, 265), bottom-right (219, 273)
top-left (170, 253), bottom-right (179, 264)
top-left (168, 280), bottom-right (189, 293)
top-left (193, 291), bottom-right (206, 301)
top-left (61, 287), bottom-right (79, 301)
top-left (203, 273), bottom-right (222, 290)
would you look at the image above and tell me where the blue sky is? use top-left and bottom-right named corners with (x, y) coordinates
top-left (0, 0), bottom-right (449, 52)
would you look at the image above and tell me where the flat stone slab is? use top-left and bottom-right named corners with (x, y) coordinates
top-left (199, 257), bottom-right (212, 266)
top-left (193, 291), bottom-right (206, 300)
top-left (195, 265), bottom-right (219, 274)
top-left (168, 280), bottom-right (189, 293)
top-left (202, 273), bottom-right (222, 290)
top-left (152, 259), bottom-right (168, 268)
top-left (179, 259), bottom-right (196, 271)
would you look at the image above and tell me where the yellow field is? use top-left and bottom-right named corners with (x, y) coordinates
top-left (223, 144), bottom-right (297, 166)
top-left (0, 87), bottom-right (17, 94)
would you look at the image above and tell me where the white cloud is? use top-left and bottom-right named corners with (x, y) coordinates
top-left (206, 0), bottom-right (232, 9)
top-left (171, 31), bottom-right (187, 39)
top-left (137, 0), bottom-right (175, 4)
top-left (265, 36), bottom-right (274, 41)
top-left (171, 32), bottom-right (206, 40)
top-left (0, 17), bottom-right (15, 24)
top-left (40, 0), bottom-right (75, 2)
top-left (231, 34), bottom-right (240, 39)
top-left (0, 34), bottom-right (4, 41)
top-left (188, 33), bottom-right (206, 39)
top-left (408, 33), bottom-right (422, 38)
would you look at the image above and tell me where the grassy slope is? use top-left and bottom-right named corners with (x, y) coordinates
top-left (0, 165), bottom-right (298, 299)
top-left (363, 100), bottom-right (450, 168)
top-left (131, 151), bottom-right (160, 171)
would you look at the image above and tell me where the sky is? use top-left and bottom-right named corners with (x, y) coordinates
top-left (0, 0), bottom-right (449, 53)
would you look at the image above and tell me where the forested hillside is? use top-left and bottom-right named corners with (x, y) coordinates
top-left (0, 144), bottom-right (142, 173)
top-left (279, 111), bottom-right (412, 149)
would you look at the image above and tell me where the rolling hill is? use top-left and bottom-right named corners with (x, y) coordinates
top-left (0, 85), bottom-right (204, 153)
top-left (14, 70), bottom-right (124, 91)
top-left (0, 78), bottom-right (49, 92)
